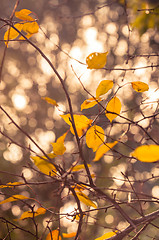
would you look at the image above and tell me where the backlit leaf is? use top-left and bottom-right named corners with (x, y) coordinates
top-left (94, 231), bottom-right (117, 240)
top-left (31, 156), bottom-right (56, 176)
top-left (81, 97), bottom-right (102, 111)
top-left (4, 23), bottom-right (23, 46)
top-left (19, 207), bottom-right (46, 220)
top-left (86, 52), bottom-right (108, 69)
top-left (96, 80), bottom-right (114, 98)
top-left (0, 195), bottom-right (29, 205)
top-left (22, 21), bottom-right (39, 34)
top-left (76, 191), bottom-right (97, 208)
top-left (93, 141), bottom-right (118, 161)
top-left (0, 182), bottom-right (23, 189)
top-left (15, 9), bottom-right (34, 21)
top-left (131, 81), bottom-right (149, 92)
top-left (62, 232), bottom-right (76, 238)
top-left (71, 164), bottom-right (91, 172)
top-left (131, 145), bottom-right (159, 162)
top-left (105, 96), bottom-right (121, 122)
top-left (46, 229), bottom-right (62, 240)
top-left (86, 125), bottom-right (104, 152)
top-left (42, 97), bottom-right (58, 106)
top-left (51, 132), bottom-right (68, 155)
top-left (61, 114), bottom-right (92, 137)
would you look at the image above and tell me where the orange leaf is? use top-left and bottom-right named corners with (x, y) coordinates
top-left (131, 81), bottom-right (149, 92)
top-left (42, 97), bottom-right (58, 106)
top-left (0, 195), bottom-right (29, 205)
top-left (46, 229), bottom-right (61, 240)
top-left (19, 207), bottom-right (46, 220)
top-left (96, 80), bottom-right (114, 98)
top-left (0, 182), bottom-right (23, 189)
top-left (15, 9), bottom-right (34, 21)
top-left (75, 191), bottom-right (97, 208)
top-left (62, 232), bottom-right (76, 238)
top-left (105, 96), bottom-right (121, 122)
top-left (131, 145), bottom-right (159, 162)
top-left (86, 125), bottom-right (105, 152)
top-left (94, 231), bottom-right (117, 240)
top-left (51, 132), bottom-right (68, 155)
top-left (61, 114), bottom-right (92, 137)
top-left (22, 21), bottom-right (39, 34)
top-left (31, 156), bottom-right (56, 176)
top-left (4, 23), bottom-right (23, 46)
top-left (81, 97), bottom-right (101, 111)
top-left (86, 52), bottom-right (108, 69)
top-left (93, 141), bottom-right (118, 161)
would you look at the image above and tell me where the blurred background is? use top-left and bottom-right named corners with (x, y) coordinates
top-left (0, 0), bottom-right (159, 239)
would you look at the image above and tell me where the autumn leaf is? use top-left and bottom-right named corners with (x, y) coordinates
top-left (18, 207), bottom-right (46, 220)
top-left (105, 96), bottom-right (121, 122)
top-left (62, 232), bottom-right (76, 238)
top-left (96, 80), bottom-right (114, 98)
top-left (71, 164), bottom-right (91, 172)
top-left (61, 114), bottom-right (92, 137)
top-left (75, 191), bottom-right (97, 208)
top-left (0, 195), bottom-right (29, 205)
top-left (131, 145), bottom-right (159, 162)
top-left (93, 141), bottom-right (118, 162)
top-left (51, 131), bottom-right (68, 155)
top-left (131, 81), bottom-right (149, 92)
top-left (86, 125), bottom-right (105, 152)
top-left (42, 97), bottom-right (58, 106)
top-left (94, 231), bottom-right (117, 240)
top-left (81, 97), bottom-right (102, 111)
top-left (46, 229), bottom-right (62, 240)
top-left (15, 9), bottom-right (34, 21)
top-left (0, 182), bottom-right (23, 189)
top-left (4, 23), bottom-right (23, 46)
top-left (86, 52), bottom-right (108, 69)
top-left (31, 156), bottom-right (57, 176)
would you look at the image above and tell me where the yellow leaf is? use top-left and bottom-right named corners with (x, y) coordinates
top-left (81, 97), bottom-right (102, 111)
top-left (62, 232), bottom-right (76, 238)
top-left (0, 195), bottom-right (29, 205)
top-left (96, 80), bottom-right (114, 98)
top-left (105, 96), bottom-right (121, 122)
top-left (86, 52), bottom-right (108, 69)
top-left (94, 231), bottom-right (117, 240)
top-left (42, 97), bottom-right (58, 106)
top-left (4, 23), bottom-right (23, 46)
top-left (86, 125), bottom-right (105, 152)
top-left (61, 114), bottom-right (92, 137)
top-left (46, 229), bottom-right (62, 240)
top-left (93, 141), bottom-right (118, 161)
top-left (0, 182), bottom-right (23, 189)
top-left (22, 21), bottom-right (39, 34)
top-left (131, 145), bottom-right (159, 162)
top-left (15, 9), bottom-right (34, 21)
top-left (51, 132), bottom-right (67, 155)
top-left (75, 191), bottom-right (97, 208)
top-left (131, 81), bottom-right (149, 92)
top-left (19, 207), bottom-right (46, 220)
top-left (71, 164), bottom-right (91, 172)
top-left (31, 156), bottom-right (56, 176)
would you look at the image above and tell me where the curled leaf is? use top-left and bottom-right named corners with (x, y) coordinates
top-left (86, 52), bottom-right (108, 69)
top-left (62, 232), bottom-right (76, 238)
top-left (51, 132), bottom-right (68, 155)
top-left (4, 23), bottom-right (23, 46)
top-left (42, 97), bottom-right (58, 106)
top-left (46, 229), bottom-right (61, 240)
top-left (131, 145), bottom-right (159, 162)
top-left (105, 96), bottom-right (121, 122)
top-left (131, 81), bottom-right (149, 92)
top-left (15, 9), bottom-right (34, 21)
top-left (94, 231), bottom-right (117, 240)
top-left (96, 80), bottom-right (114, 98)
top-left (81, 97), bottom-right (101, 111)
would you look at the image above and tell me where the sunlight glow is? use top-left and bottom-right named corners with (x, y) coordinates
top-left (3, 145), bottom-right (23, 163)
top-left (12, 93), bottom-right (28, 110)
